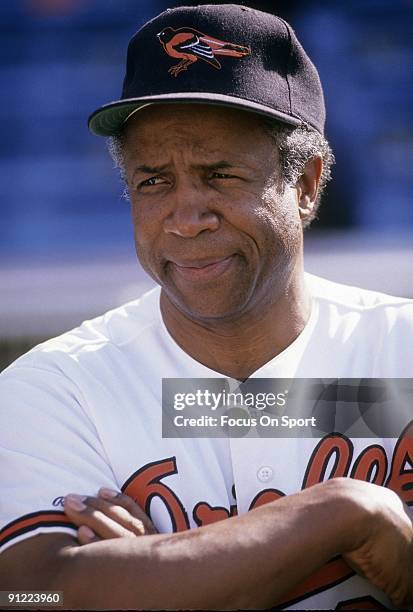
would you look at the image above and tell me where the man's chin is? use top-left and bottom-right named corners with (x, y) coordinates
top-left (163, 287), bottom-right (250, 323)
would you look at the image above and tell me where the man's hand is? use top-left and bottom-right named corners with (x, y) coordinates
top-left (337, 479), bottom-right (413, 607)
top-left (64, 488), bottom-right (157, 545)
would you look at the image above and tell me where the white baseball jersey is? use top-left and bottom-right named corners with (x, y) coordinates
top-left (1, 273), bottom-right (412, 610)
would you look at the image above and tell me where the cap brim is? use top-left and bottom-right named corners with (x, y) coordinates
top-left (88, 92), bottom-right (304, 136)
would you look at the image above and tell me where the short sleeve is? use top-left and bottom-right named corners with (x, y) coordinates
top-left (0, 362), bottom-right (118, 553)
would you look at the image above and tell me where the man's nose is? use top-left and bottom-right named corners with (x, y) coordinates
top-left (163, 181), bottom-right (220, 238)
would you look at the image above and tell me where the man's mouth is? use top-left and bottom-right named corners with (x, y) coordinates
top-left (168, 255), bottom-right (236, 282)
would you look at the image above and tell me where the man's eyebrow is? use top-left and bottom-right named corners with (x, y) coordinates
top-left (196, 161), bottom-right (238, 170)
top-left (133, 164), bottom-right (169, 174)
top-left (133, 161), bottom-right (242, 174)
top-left (208, 161), bottom-right (235, 168)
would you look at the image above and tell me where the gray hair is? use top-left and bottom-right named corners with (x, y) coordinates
top-left (107, 118), bottom-right (334, 228)
top-left (262, 120), bottom-right (334, 227)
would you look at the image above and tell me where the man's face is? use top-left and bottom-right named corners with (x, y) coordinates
top-left (123, 104), bottom-right (303, 321)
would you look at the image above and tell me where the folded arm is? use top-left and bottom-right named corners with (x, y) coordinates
top-left (1, 478), bottom-right (412, 610)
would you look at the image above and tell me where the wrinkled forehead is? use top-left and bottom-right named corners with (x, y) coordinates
top-left (121, 103), bottom-right (277, 157)
top-left (120, 106), bottom-right (278, 173)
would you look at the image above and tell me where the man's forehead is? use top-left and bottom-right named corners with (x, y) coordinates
top-left (122, 103), bottom-right (272, 149)
top-left (121, 104), bottom-right (275, 166)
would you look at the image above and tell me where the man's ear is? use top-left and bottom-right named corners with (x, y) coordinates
top-left (296, 156), bottom-right (323, 222)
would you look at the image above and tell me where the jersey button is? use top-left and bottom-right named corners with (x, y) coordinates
top-left (257, 466), bottom-right (274, 483)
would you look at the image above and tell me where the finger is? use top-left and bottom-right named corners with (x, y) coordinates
top-left (65, 493), bottom-right (152, 537)
top-left (64, 494), bottom-right (138, 539)
top-left (77, 525), bottom-right (100, 546)
top-left (98, 488), bottom-right (157, 534)
top-left (87, 496), bottom-right (147, 536)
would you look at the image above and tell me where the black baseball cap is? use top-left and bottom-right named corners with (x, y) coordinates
top-left (88, 3), bottom-right (325, 137)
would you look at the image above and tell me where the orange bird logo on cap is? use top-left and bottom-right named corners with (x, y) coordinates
top-left (157, 27), bottom-right (251, 77)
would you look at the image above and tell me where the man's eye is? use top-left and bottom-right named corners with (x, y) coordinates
top-left (210, 172), bottom-right (234, 180)
top-left (140, 176), bottom-right (165, 187)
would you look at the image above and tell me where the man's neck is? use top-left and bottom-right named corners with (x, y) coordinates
top-left (160, 272), bottom-right (311, 381)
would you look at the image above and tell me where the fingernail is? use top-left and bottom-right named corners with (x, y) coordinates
top-left (99, 487), bottom-right (120, 499)
top-left (65, 494), bottom-right (87, 511)
top-left (80, 526), bottom-right (95, 539)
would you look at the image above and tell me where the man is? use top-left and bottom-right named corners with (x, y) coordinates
top-left (0, 4), bottom-right (412, 610)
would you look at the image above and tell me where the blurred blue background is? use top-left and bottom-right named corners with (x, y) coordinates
top-left (0, 0), bottom-right (412, 365)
